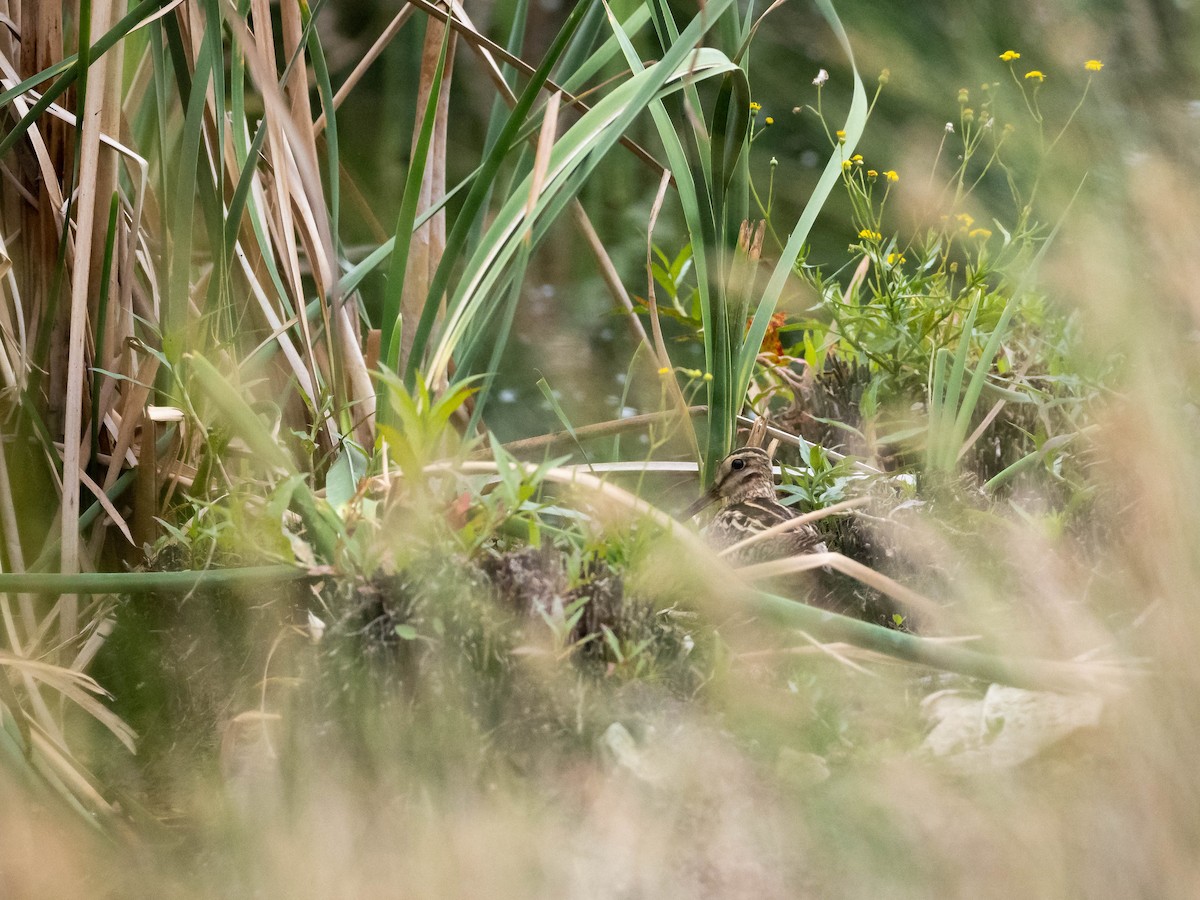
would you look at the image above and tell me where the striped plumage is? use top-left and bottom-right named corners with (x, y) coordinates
top-left (685, 447), bottom-right (827, 564)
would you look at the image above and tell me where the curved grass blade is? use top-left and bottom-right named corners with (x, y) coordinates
top-left (736, 0), bottom-right (867, 420)
top-left (424, 43), bottom-right (740, 387)
top-left (404, 0), bottom-right (596, 386)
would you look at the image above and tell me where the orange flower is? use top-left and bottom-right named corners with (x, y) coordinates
top-left (754, 311), bottom-right (789, 356)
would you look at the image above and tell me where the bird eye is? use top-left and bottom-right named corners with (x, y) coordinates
top-left (731, 458), bottom-right (746, 471)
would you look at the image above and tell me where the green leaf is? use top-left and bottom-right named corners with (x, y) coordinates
top-left (326, 442), bottom-right (368, 511)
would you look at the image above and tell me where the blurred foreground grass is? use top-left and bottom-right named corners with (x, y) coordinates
top-left (3, 1), bottom-right (1200, 897)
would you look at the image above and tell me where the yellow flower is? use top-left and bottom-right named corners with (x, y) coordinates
top-left (836, 129), bottom-right (846, 142)
top-left (955, 212), bottom-right (975, 228)
top-left (657, 367), bottom-right (671, 375)
top-left (841, 159), bottom-right (853, 171)
top-left (765, 116), bottom-right (775, 125)
top-left (957, 88), bottom-right (969, 104)
top-left (867, 169), bottom-right (878, 179)
top-left (749, 101), bottom-right (762, 112)
top-left (968, 228), bottom-right (993, 239)
top-left (884, 170), bottom-right (899, 183)
top-left (887, 252), bottom-right (907, 265)
top-left (999, 50), bottom-right (1021, 62)
top-left (702, 372), bottom-right (713, 381)
top-left (857, 229), bottom-right (882, 241)
top-left (1085, 59), bottom-right (1104, 72)
top-left (851, 154), bottom-right (864, 164)
top-left (1024, 70), bottom-right (1045, 82)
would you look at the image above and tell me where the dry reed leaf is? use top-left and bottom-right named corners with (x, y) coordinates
top-left (570, 202), bottom-right (649, 346)
top-left (99, 351), bottom-right (158, 490)
top-left (76, 464), bottom-right (133, 546)
top-left (228, 1), bottom-right (376, 442)
top-left (0, 68), bottom-right (68, 214)
top-left (2, 651), bottom-right (136, 750)
top-left (734, 551), bottom-right (946, 622)
top-left (59, 0), bottom-right (121, 643)
top-left (791, 629), bottom-right (878, 676)
top-left (28, 727), bottom-right (114, 813)
top-left (524, 91), bottom-right (562, 230)
top-left (0, 229), bottom-right (22, 389)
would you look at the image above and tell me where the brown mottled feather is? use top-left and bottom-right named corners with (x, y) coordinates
top-left (688, 447), bottom-right (827, 564)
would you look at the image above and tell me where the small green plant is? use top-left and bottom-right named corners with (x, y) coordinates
top-left (745, 52), bottom-right (1108, 487)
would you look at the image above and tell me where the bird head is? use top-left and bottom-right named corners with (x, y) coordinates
top-left (682, 447), bottom-right (776, 518)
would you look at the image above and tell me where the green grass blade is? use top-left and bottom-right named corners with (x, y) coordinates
top-left (927, 345), bottom-right (949, 470)
top-left (404, 0), bottom-right (597, 386)
top-left (424, 43), bottom-right (740, 390)
top-left (607, 8), bottom-right (735, 474)
top-left (749, 590), bottom-right (1101, 693)
top-left (935, 291), bottom-right (981, 471)
top-left (558, 6), bottom-right (651, 94)
top-left (0, 0), bottom-right (169, 158)
top-left (185, 353), bottom-right (295, 473)
top-left (735, 0), bottom-right (866, 413)
top-left (89, 193), bottom-right (121, 462)
top-left (0, 566), bottom-right (312, 595)
top-left (161, 12), bottom-right (218, 364)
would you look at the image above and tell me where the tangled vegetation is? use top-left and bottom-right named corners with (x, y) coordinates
top-left (1, 1), bottom-right (1198, 897)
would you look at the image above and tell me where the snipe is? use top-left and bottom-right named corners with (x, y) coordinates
top-left (683, 446), bottom-right (827, 565)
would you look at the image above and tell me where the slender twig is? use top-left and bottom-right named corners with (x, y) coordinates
top-left (476, 407), bottom-right (709, 458)
top-left (570, 202), bottom-right (649, 347)
top-left (735, 551), bottom-right (945, 623)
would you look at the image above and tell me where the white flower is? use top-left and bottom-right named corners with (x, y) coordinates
top-left (813, 69), bottom-right (829, 86)
top-left (945, 122), bottom-right (955, 133)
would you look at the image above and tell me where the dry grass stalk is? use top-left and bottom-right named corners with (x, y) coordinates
top-left (400, 6), bottom-right (457, 376)
top-left (59, 0), bottom-right (120, 643)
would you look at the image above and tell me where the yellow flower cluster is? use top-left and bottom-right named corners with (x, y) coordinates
top-left (884, 170), bottom-right (899, 183)
top-left (858, 229), bottom-right (883, 241)
top-left (968, 228), bottom-right (992, 240)
top-left (887, 252), bottom-right (906, 266)
top-left (999, 52), bottom-right (1103, 78)
top-left (749, 101), bottom-right (762, 112)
